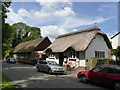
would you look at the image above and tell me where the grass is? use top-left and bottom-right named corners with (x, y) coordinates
top-left (0, 72), bottom-right (16, 90)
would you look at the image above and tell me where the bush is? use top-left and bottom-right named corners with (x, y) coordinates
top-left (0, 73), bottom-right (15, 89)
top-left (87, 58), bottom-right (115, 70)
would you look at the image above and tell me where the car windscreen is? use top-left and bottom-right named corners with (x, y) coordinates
top-left (47, 61), bottom-right (57, 65)
top-left (92, 65), bottom-right (108, 73)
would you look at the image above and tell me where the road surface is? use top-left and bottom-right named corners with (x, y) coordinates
top-left (2, 62), bottom-right (111, 89)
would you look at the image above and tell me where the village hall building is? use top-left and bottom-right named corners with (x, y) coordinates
top-left (45, 26), bottom-right (112, 70)
top-left (11, 37), bottom-right (51, 64)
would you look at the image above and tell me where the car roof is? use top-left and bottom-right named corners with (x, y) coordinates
top-left (98, 64), bottom-right (120, 67)
top-left (40, 60), bottom-right (46, 62)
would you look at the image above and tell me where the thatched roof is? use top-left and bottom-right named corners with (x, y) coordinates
top-left (12, 37), bottom-right (47, 53)
top-left (46, 26), bottom-right (112, 52)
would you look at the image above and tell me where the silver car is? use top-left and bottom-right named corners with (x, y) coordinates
top-left (36, 60), bottom-right (65, 74)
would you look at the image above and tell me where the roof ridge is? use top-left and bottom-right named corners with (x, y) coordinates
top-left (57, 26), bottom-right (100, 39)
top-left (111, 32), bottom-right (120, 39)
top-left (19, 37), bottom-right (46, 45)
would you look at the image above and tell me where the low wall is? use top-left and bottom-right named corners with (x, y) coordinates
top-left (63, 64), bottom-right (86, 71)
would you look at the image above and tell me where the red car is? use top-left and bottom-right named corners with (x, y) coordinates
top-left (77, 65), bottom-right (120, 90)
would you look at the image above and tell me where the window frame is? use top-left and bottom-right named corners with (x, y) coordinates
top-left (95, 51), bottom-right (105, 59)
top-left (69, 51), bottom-right (77, 59)
top-left (91, 65), bottom-right (109, 73)
top-left (108, 66), bottom-right (120, 74)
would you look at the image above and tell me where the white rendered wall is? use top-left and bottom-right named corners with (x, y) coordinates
top-left (111, 33), bottom-right (120, 60)
top-left (118, 34), bottom-right (120, 47)
top-left (79, 60), bottom-right (86, 67)
top-left (46, 53), bottom-right (59, 64)
top-left (112, 34), bottom-right (119, 49)
top-left (85, 34), bottom-right (109, 60)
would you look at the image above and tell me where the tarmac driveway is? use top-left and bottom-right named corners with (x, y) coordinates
top-left (2, 62), bottom-right (111, 89)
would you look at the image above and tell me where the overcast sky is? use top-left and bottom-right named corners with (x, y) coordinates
top-left (6, 0), bottom-right (118, 42)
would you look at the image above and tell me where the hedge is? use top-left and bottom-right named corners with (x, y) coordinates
top-left (86, 58), bottom-right (117, 70)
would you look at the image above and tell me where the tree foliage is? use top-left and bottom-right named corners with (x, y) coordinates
top-left (1, 2), bottom-right (42, 59)
top-left (1, 2), bottom-right (12, 42)
top-left (1, 2), bottom-right (12, 58)
top-left (11, 22), bottom-right (42, 48)
top-left (1, 2), bottom-right (11, 22)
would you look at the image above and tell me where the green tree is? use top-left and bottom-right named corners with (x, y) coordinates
top-left (11, 22), bottom-right (42, 48)
top-left (1, 2), bottom-right (12, 59)
top-left (2, 2), bottom-right (12, 42)
top-left (112, 46), bottom-right (120, 62)
top-left (1, 2), bottom-right (11, 22)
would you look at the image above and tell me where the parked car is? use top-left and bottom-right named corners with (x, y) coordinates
top-left (6, 57), bottom-right (16, 63)
top-left (77, 65), bottom-right (120, 90)
top-left (36, 60), bottom-right (65, 74)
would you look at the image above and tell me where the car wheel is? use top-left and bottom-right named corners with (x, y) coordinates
top-left (48, 69), bottom-right (52, 74)
top-left (37, 67), bottom-right (40, 72)
top-left (79, 75), bottom-right (88, 83)
top-left (114, 81), bottom-right (120, 90)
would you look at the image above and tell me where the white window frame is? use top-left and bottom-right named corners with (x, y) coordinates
top-left (95, 51), bottom-right (105, 59)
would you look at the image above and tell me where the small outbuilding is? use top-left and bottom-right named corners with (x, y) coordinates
top-left (45, 26), bottom-right (112, 70)
top-left (11, 37), bottom-right (51, 64)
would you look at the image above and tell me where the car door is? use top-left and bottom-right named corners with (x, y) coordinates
top-left (42, 61), bottom-right (49, 72)
top-left (103, 66), bottom-right (120, 85)
top-left (38, 61), bottom-right (44, 71)
top-left (90, 65), bottom-right (109, 83)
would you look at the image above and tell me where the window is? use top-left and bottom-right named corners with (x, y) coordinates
top-left (48, 52), bottom-right (55, 58)
top-left (116, 67), bottom-right (120, 74)
top-left (39, 61), bottom-right (43, 64)
top-left (92, 65), bottom-right (108, 73)
top-left (108, 66), bottom-right (120, 74)
top-left (95, 51), bottom-right (105, 59)
top-left (43, 61), bottom-right (47, 64)
top-left (69, 51), bottom-right (77, 58)
top-left (25, 54), bottom-right (28, 58)
top-left (17, 54), bottom-right (20, 58)
top-left (35, 54), bottom-right (39, 58)
top-left (20, 54), bottom-right (24, 58)
top-left (47, 61), bottom-right (57, 65)
top-left (50, 53), bottom-right (54, 58)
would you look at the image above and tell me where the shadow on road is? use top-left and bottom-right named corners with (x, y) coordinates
top-left (77, 80), bottom-right (112, 90)
top-left (2, 62), bottom-right (112, 89)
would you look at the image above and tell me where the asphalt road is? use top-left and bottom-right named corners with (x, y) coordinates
top-left (2, 62), bottom-right (111, 89)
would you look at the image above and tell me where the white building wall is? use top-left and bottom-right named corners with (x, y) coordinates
top-left (112, 34), bottom-right (119, 49)
top-left (46, 53), bottom-right (59, 64)
top-left (111, 33), bottom-right (120, 60)
top-left (79, 60), bottom-right (87, 67)
top-left (118, 34), bottom-right (120, 47)
top-left (85, 34), bottom-right (109, 60)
